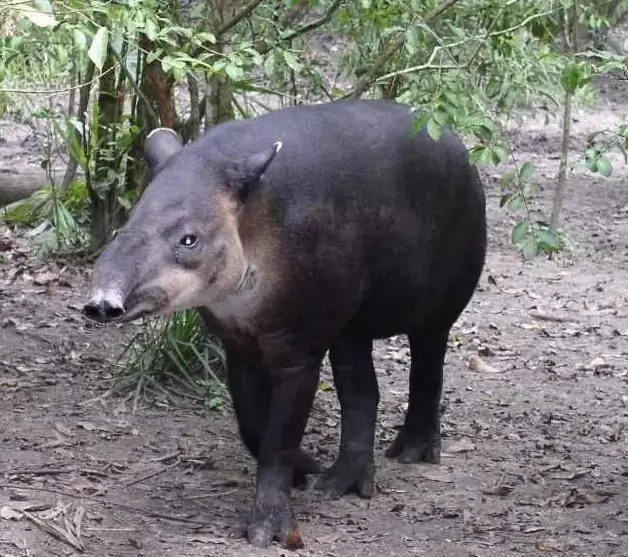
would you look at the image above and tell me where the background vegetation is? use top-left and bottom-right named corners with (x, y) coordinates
top-left (1, 0), bottom-right (627, 405)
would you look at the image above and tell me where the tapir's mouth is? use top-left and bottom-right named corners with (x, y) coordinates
top-left (83, 285), bottom-right (169, 324)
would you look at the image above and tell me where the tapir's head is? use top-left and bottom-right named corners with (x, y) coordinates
top-left (83, 128), bottom-right (282, 323)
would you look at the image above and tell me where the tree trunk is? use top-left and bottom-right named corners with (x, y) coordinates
top-left (89, 46), bottom-right (123, 253)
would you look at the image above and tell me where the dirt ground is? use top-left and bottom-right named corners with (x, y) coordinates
top-left (1, 81), bottom-right (627, 557)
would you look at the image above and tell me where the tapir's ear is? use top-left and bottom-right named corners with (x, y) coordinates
top-left (145, 128), bottom-right (184, 179)
top-left (224, 141), bottom-right (283, 201)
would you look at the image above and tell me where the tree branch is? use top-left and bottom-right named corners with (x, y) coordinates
top-left (347, 0), bottom-right (462, 99)
top-left (256, 0), bottom-right (343, 55)
top-left (218, 0), bottom-right (265, 36)
top-left (281, 0), bottom-right (342, 43)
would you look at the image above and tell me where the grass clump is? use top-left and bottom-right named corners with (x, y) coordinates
top-left (112, 309), bottom-right (229, 413)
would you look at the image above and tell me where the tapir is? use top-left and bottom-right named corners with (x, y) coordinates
top-left (84, 99), bottom-right (487, 549)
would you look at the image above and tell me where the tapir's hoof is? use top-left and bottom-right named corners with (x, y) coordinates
top-left (292, 448), bottom-right (321, 489)
top-left (385, 428), bottom-right (441, 464)
top-left (246, 502), bottom-right (304, 550)
top-left (315, 453), bottom-right (375, 499)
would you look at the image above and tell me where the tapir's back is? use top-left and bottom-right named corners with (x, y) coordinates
top-left (196, 99), bottom-right (483, 233)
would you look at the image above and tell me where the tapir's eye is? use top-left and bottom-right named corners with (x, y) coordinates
top-left (180, 234), bottom-right (198, 248)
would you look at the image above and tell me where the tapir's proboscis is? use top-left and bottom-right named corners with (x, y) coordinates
top-left (84, 99), bottom-right (487, 549)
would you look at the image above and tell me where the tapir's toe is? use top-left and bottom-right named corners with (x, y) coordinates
top-left (385, 428), bottom-right (441, 464)
top-left (246, 500), bottom-right (304, 550)
top-left (315, 453), bottom-right (375, 499)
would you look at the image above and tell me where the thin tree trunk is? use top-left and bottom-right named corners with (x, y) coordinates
top-left (550, 2), bottom-right (579, 229)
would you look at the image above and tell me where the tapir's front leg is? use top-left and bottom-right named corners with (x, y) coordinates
top-left (246, 333), bottom-right (322, 550)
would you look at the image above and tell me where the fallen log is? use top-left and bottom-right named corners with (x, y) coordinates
top-left (0, 169), bottom-right (54, 206)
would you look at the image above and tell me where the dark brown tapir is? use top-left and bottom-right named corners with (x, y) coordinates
top-left (84, 99), bottom-right (487, 549)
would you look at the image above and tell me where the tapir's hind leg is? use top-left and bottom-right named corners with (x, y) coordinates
top-left (385, 327), bottom-right (449, 464)
top-left (316, 336), bottom-right (380, 498)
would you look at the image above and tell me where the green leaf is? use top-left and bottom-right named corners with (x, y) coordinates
top-left (73, 28), bottom-right (87, 50)
top-left (225, 62), bottom-right (243, 80)
top-left (595, 156), bottom-right (612, 177)
top-left (521, 236), bottom-right (538, 260)
top-left (196, 32), bottom-right (217, 44)
top-left (282, 51), bottom-right (303, 73)
top-left (491, 145), bottom-right (509, 165)
top-left (499, 171), bottom-right (516, 189)
top-left (511, 220), bottom-right (530, 245)
top-left (264, 53), bottom-right (276, 78)
top-left (536, 227), bottom-right (559, 252)
top-left (519, 161), bottom-right (535, 181)
top-left (474, 124), bottom-right (493, 143)
top-left (426, 118), bottom-right (442, 141)
top-left (411, 112), bottom-right (430, 134)
top-left (144, 19), bottom-right (158, 42)
top-left (506, 193), bottom-right (523, 212)
top-left (88, 26), bottom-right (109, 71)
top-left (472, 146), bottom-right (493, 167)
top-left (561, 63), bottom-right (585, 94)
top-left (18, 0), bottom-right (57, 28)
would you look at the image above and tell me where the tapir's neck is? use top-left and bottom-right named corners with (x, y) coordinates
top-left (234, 262), bottom-right (258, 294)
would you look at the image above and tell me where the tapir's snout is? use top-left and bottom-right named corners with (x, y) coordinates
top-left (83, 289), bottom-right (126, 322)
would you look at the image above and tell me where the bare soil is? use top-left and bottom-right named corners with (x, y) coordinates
top-left (1, 81), bottom-right (627, 557)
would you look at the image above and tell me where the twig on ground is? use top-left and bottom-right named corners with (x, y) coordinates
top-left (21, 506), bottom-right (85, 551)
top-left (124, 460), bottom-right (181, 488)
top-left (0, 483), bottom-right (213, 527)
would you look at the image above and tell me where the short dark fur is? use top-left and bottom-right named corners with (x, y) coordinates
top-left (85, 99), bottom-right (487, 549)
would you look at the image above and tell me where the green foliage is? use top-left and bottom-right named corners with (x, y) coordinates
top-left (2, 180), bottom-right (89, 256)
top-left (113, 309), bottom-right (229, 411)
top-left (500, 161), bottom-right (566, 260)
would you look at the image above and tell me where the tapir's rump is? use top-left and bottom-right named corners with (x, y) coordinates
top-left (84, 99), bottom-right (487, 549)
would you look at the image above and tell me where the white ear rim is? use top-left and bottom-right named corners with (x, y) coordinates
top-left (147, 127), bottom-right (179, 140)
top-left (274, 141), bottom-right (283, 153)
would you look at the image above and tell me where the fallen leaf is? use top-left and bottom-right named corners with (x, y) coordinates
top-left (314, 533), bottom-right (342, 544)
top-left (564, 490), bottom-right (612, 507)
top-left (535, 539), bottom-right (562, 551)
top-left (467, 355), bottom-right (500, 373)
top-left (418, 469), bottom-right (454, 483)
top-left (524, 527), bottom-right (545, 533)
top-left (550, 470), bottom-right (588, 481)
top-left (529, 311), bottom-right (572, 323)
top-left (481, 485), bottom-right (513, 497)
top-left (77, 421), bottom-right (101, 432)
top-left (318, 381), bottom-right (335, 392)
top-left (586, 357), bottom-right (606, 370)
top-left (1, 506), bottom-right (22, 520)
top-left (521, 321), bottom-right (545, 331)
top-left (445, 439), bottom-right (476, 453)
top-left (54, 423), bottom-right (74, 437)
top-left (38, 429), bottom-right (72, 449)
top-left (33, 271), bottom-right (57, 286)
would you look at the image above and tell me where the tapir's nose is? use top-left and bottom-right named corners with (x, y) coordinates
top-left (83, 290), bottom-right (125, 321)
